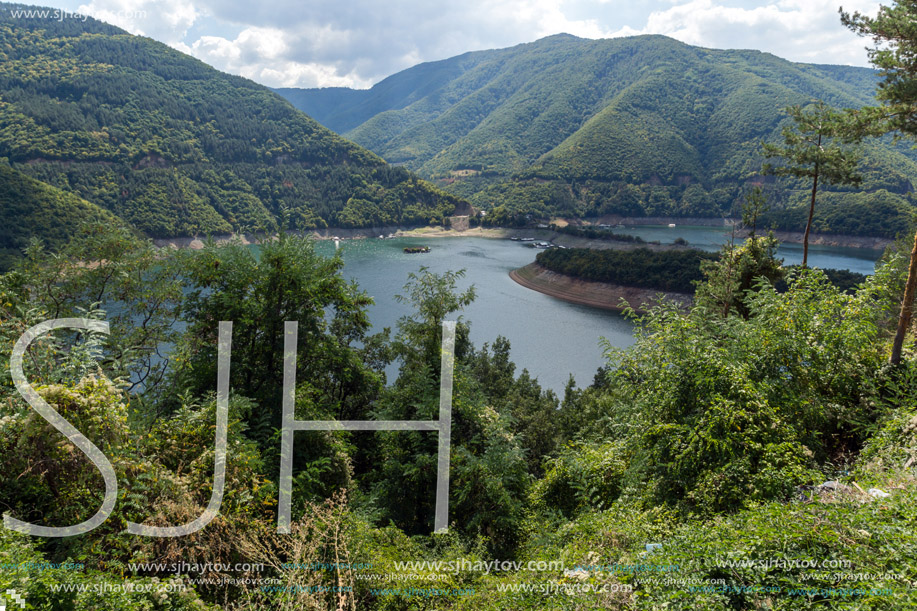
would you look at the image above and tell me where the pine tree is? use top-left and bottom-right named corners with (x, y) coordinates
top-left (762, 102), bottom-right (861, 268)
top-left (843, 1), bottom-right (917, 365)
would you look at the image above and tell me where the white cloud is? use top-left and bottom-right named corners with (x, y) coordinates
top-left (192, 28), bottom-right (372, 88)
top-left (190, 26), bottom-right (374, 88)
top-left (63, 0), bottom-right (888, 88)
top-left (182, 0), bottom-right (620, 87)
top-left (612, 0), bottom-right (882, 66)
top-left (77, 0), bottom-right (199, 44)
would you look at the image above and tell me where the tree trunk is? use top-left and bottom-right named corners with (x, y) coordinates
top-left (890, 229), bottom-right (917, 365)
top-left (803, 162), bottom-right (819, 269)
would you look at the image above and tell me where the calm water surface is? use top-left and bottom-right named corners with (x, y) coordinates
top-left (314, 229), bottom-right (882, 393)
top-left (624, 225), bottom-right (883, 276)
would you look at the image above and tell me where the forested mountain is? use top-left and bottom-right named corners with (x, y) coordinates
top-left (275, 49), bottom-right (499, 134)
top-left (279, 34), bottom-right (917, 237)
top-left (0, 3), bottom-right (464, 239)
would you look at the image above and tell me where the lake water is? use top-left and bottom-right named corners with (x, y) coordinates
top-left (622, 225), bottom-right (884, 276)
top-left (314, 229), bottom-right (883, 393)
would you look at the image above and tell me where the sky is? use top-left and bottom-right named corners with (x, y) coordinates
top-left (35, 0), bottom-right (884, 89)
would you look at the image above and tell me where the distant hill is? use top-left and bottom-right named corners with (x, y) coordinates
top-left (0, 3), bottom-right (464, 239)
top-left (278, 34), bottom-right (917, 238)
top-left (274, 49), bottom-right (498, 135)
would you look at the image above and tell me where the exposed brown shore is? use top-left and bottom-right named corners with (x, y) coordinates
top-left (151, 225), bottom-right (518, 249)
top-left (152, 221), bottom-right (892, 252)
top-left (509, 262), bottom-right (692, 314)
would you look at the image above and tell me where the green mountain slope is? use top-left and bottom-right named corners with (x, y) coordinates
top-left (0, 162), bottom-right (121, 268)
top-left (280, 34), bottom-right (917, 237)
top-left (0, 3), bottom-right (464, 238)
top-left (274, 49), bottom-right (497, 135)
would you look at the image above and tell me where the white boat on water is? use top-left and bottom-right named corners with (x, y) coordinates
top-left (668, 223), bottom-right (676, 227)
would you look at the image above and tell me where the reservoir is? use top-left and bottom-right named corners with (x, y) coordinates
top-left (622, 225), bottom-right (883, 276)
top-left (314, 228), bottom-right (884, 394)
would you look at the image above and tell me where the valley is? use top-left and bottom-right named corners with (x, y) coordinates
top-left (1, 2), bottom-right (917, 609)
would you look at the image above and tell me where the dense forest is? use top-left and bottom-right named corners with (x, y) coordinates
top-left (0, 161), bottom-right (122, 269)
top-left (0, 3), bottom-right (463, 241)
top-left (535, 241), bottom-right (867, 295)
top-left (535, 247), bottom-right (716, 293)
top-left (280, 34), bottom-right (917, 238)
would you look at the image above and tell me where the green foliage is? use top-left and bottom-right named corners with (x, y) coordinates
top-left (694, 234), bottom-right (785, 318)
top-left (0, 7), bottom-right (463, 240)
top-left (173, 234), bottom-right (385, 420)
top-left (763, 102), bottom-right (862, 265)
top-left (762, 102), bottom-right (861, 190)
top-left (365, 268), bottom-right (566, 557)
top-left (843, 0), bottom-right (917, 138)
top-left (536, 247), bottom-right (717, 293)
top-left (626, 489), bottom-right (917, 610)
top-left (0, 529), bottom-right (213, 610)
top-left (0, 189), bottom-right (914, 610)
top-left (601, 266), bottom-right (896, 514)
top-left (281, 34), bottom-right (917, 235)
top-left (530, 440), bottom-right (627, 518)
top-left (505, 486), bottom-right (917, 611)
top-left (371, 363), bottom-right (532, 557)
top-left (760, 188), bottom-right (915, 238)
top-left (856, 360), bottom-right (917, 475)
top-left (171, 234), bottom-right (388, 515)
top-left (552, 224), bottom-right (646, 243)
top-left (0, 376), bottom-right (129, 535)
top-left (777, 266), bottom-right (868, 294)
top-left (468, 339), bottom-right (568, 477)
top-left (3, 9), bottom-right (917, 597)
top-left (0, 163), bottom-right (123, 270)
top-left (0, 221), bottom-right (184, 394)
top-left (393, 266), bottom-right (476, 367)
top-left (370, 269), bottom-right (538, 557)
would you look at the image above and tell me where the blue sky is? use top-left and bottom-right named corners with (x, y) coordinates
top-left (36, 0), bottom-right (883, 88)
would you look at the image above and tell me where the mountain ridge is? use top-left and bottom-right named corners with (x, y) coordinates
top-left (0, 2), bottom-right (465, 241)
top-left (278, 34), bottom-right (915, 237)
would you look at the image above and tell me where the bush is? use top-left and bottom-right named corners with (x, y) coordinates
top-left (601, 266), bottom-right (894, 514)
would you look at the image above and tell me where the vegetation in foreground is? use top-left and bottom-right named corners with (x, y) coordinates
top-left (0, 220), bottom-right (914, 610)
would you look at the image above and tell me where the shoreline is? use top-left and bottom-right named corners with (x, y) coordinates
top-left (152, 225), bottom-right (524, 249)
top-left (566, 217), bottom-right (892, 250)
top-left (152, 221), bottom-right (891, 252)
top-left (509, 262), bottom-right (692, 314)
